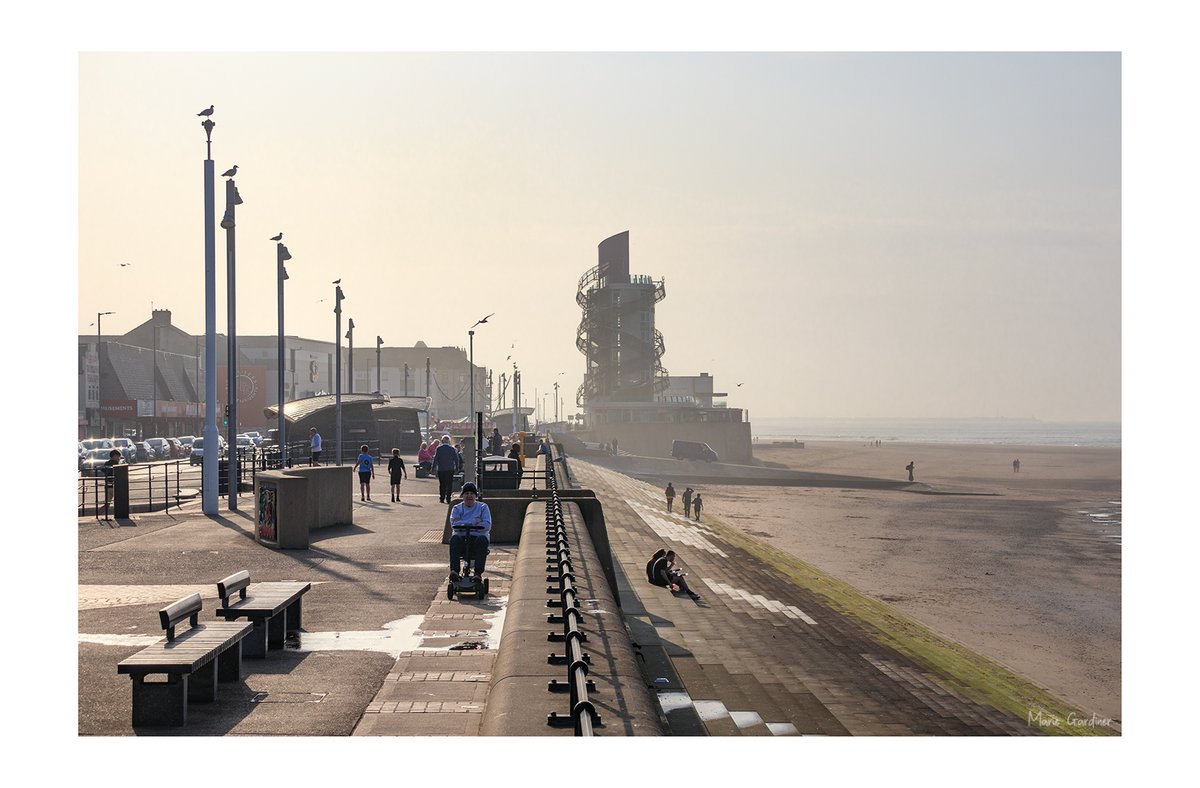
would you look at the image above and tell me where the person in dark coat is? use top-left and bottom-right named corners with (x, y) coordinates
top-left (650, 550), bottom-right (701, 601)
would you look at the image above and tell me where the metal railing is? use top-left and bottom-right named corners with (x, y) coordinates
top-left (78, 459), bottom-right (189, 518)
top-left (543, 452), bottom-right (600, 735)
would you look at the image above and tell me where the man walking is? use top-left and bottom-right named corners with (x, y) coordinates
top-left (434, 435), bottom-right (459, 504)
top-left (906, 461), bottom-right (915, 482)
top-left (682, 486), bottom-right (694, 518)
top-left (309, 427), bottom-right (322, 466)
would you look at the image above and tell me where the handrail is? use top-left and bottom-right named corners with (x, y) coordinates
top-left (542, 450), bottom-right (600, 735)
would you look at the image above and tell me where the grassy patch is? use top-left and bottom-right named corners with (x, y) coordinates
top-left (702, 515), bottom-right (1117, 736)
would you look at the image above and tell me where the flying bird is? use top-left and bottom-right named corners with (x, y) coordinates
top-left (332, 278), bottom-right (341, 285)
top-left (197, 105), bottom-right (214, 117)
top-left (119, 262), bottom-right (132, 267)
top-left (270, 233), bottom-right (283, 241)
top-left (737, 382), bottom-right (744, 387)
top-left (479, 313), bottom-right (494, 323)
top-left (221, 165), bottom-right (238, 178)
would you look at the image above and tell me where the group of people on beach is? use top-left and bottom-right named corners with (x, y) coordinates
top-left (663, 482), bottom-right (703, 520)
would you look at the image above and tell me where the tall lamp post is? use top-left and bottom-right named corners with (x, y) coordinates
top-left (376, 336), bottom-right (383, 394)
top-left (346, 318), bottom-right (355, 394)
top-left (220, 175), bottom-right (243, 510)
top-left (468, 314), bottom-right (493, 485)
top-left (200, 112), bottom-right (219, 515)
top-left (334, 284), bottom-right (345, 465)
top-left (276, 240), bottom-right (292, 467)
top-left (96, 310), bottom-right (115, 435)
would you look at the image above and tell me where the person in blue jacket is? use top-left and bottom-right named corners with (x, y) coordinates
top-left (353, 443), bottom-right (375, 501)
top-left (433, 435), bottom-right (460, 504)
top-left (449, 482), bottom-right (492, 581)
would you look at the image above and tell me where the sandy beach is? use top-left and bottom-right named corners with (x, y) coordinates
top-left (696, 440), bottom-right (1121, 721)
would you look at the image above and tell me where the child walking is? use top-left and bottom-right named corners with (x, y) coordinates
top-left (354, 444), bottom-right (375, 501)
top-left (388, 448), bottom-right (407, 502)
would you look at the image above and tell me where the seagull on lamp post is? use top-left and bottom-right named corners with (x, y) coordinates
top-left (270, 232), bottom-right (283, 241)
top-left (221, 164), bottom-right (238, 178)
top-left (197, 105), bottom-right (214, 117)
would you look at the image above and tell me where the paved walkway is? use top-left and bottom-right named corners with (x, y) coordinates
top-left (572, 460), bottom-right (1035, 735)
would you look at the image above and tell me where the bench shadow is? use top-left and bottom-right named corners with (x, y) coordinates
top-left (132, 649), bottom-right (313, 736)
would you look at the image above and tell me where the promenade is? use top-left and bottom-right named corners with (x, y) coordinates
top-left (78, 453), bottom-right (1083, 736)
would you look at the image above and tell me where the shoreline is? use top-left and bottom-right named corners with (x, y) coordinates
top-left (695, 440), bottom-right (1121, 721)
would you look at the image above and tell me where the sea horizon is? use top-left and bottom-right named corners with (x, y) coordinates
top-left (751, 417), bottom-right (1121, 448)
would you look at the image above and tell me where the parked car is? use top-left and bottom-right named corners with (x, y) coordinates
top-left (235, 434), bottom-right (256, 458)
top-left (244, 431), bottom-right (263, 446)
top-left (166, 437), bottom-right (186, 458)
top-left (111, 437), bottom-right (137, 463)
top-left (190, 436), bottom-right (228, 465)
top-left (177, 435), bottom-right (195, 452)
top-left (144, 437), bottom-right (172, 460)
top-left (80, 448), bottom-right (114, 476)
top-left (134, 442), bottom-right (155, 463)
top-left (671, 439), bottom-right (719, 462)
top-left (79, 438), bottom-right (113, 467)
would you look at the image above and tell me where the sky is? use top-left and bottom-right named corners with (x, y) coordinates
top-left (76, 51), bottom-right (1121, 422)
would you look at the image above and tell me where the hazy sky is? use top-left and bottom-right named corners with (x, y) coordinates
top-left (76, 52), bottom-right (1119, 421)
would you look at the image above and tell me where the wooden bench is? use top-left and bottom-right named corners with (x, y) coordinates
top-left (214, 570), bottom-right (312, 658)
top-left (116, 593), bottom-right (252, 727)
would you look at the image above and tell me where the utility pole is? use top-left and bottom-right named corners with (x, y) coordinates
top-left (221, 175), bottom-right (243, 509)
top-left (200, 113), bottom-right (218, 514)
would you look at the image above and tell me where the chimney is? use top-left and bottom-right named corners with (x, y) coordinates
top-left (151, 309), bottom-right (172, 327)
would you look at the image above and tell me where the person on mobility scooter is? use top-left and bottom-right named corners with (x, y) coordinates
top-left (447, 482), bottom-right (492, 599)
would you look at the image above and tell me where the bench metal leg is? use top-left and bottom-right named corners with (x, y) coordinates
top-left (286, 597), bottom-right (302, 630)
top-left (188, 659), bottom-right (218, 703)
top-left (217, 641), bottom-right (243, 682)
top-left (131, 674), bottom-right (187, 727)
top-left (268, 611), bottom-right (286, 649)
top-left (244, 620), bottom-right (269, 658)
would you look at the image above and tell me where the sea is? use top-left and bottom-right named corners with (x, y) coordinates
top-left (751, 418), bottom-right (1120, 448)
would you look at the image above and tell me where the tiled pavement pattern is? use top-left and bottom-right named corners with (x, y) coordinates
top-left (573, 461), bottom-right (1036, 736)
top-left (353, 550), bottom-right (515, 736)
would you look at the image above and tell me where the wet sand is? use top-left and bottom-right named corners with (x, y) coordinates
top-left (697, 440), bottom-right (1121, 721)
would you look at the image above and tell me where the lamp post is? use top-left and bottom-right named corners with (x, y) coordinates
top-left (346, 318), bottom-right (355, 395)
top-left (467, 314), bottom-right (492, 479)
top-left (200, 113), bottom-right (219, 514)
top-left (96, 310), bottom-right (114, 435)
top-left (334, 284), bottom-right (345, 465)
top-left (376, 336), bottom-right (383, 393)
top-left (276, 241), bottom-right (292, 467)
top-left (220, 175), bottom-right (243, 510)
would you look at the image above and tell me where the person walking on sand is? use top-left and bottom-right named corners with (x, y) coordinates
top-left (1013, 458), bottom-right (1020, 473)
top-left (665, 482), bottom-right (676, 512)
top-left (692, 493), bottom-right (703, 521)
top-left (354, 444), bottom-right (375, 501)
top-left (682, 486), bottom-right (694, 518)
top-left (906, 461), bottom-right (915, 482)
top-left (388, 448), bottom-right (407, 502)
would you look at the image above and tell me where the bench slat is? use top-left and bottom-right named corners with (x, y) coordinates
top-left (117, 622), bottom-right (252, 675)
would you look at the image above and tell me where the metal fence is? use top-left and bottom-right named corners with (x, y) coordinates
top-left (78, 460), bottom-right (190, 518)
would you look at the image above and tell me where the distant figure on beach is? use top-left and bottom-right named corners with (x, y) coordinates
top-left (682, 486), bottom-right (694, 518)
top-left (692, 493), bottom-right (703, 521)
top-left (1013, 459), bottom-right (1020, 473)
top-left (612, 438), bottom-right (619, 456)
top-left (665, 482), bottom-right (676, 512)
top-left (906, 461), bottom-right (915, 482)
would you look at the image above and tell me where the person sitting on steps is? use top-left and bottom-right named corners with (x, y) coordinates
top-left (650, 549), bottom-right (701, 601)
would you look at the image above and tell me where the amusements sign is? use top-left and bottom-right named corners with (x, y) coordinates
top-left (257, 485), bottom-right (277, 542)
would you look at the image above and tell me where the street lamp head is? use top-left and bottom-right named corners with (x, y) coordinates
top-left (201, 118), bottom-right (215, 142)
top-left (277, 243), bottom-right (292, 261)
top-left (377, 336), bottom-right (383, 347)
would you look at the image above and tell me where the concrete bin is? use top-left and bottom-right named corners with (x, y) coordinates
top-left (254, 466), bottom-right (353, 550)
